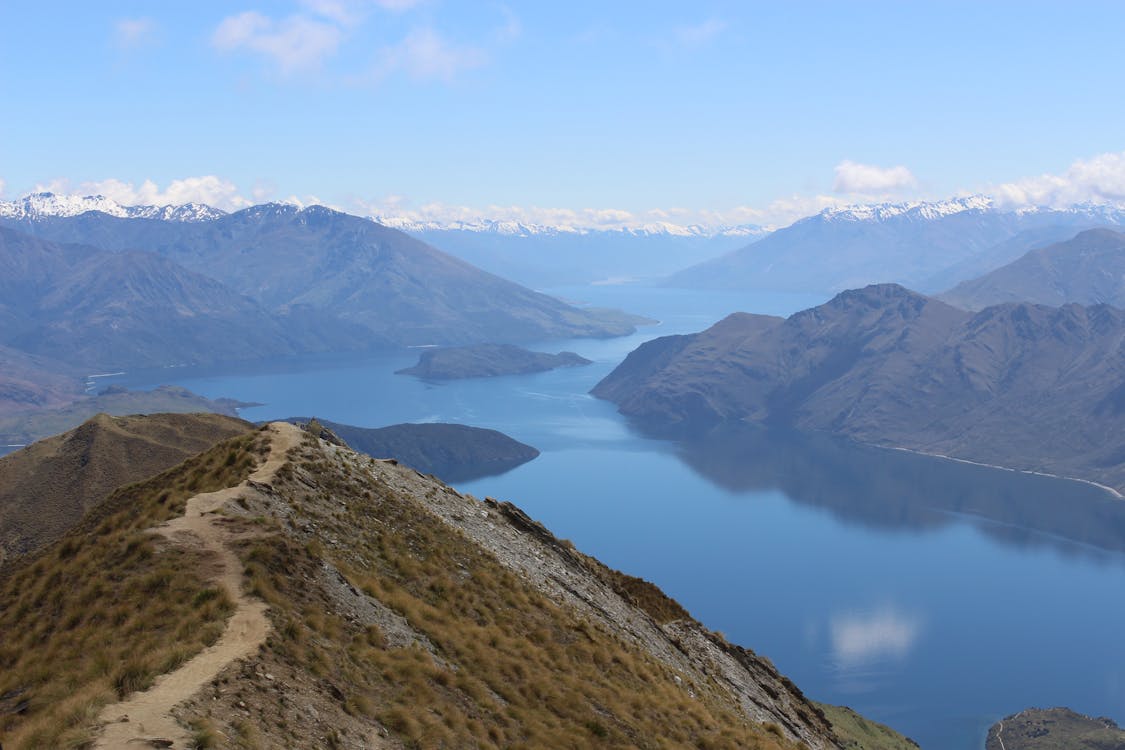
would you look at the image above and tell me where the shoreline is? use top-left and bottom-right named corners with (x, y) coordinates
top-left (878, 444), bottom-right (1124, 500)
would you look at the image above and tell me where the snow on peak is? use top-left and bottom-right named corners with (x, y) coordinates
top-left (816, 195), bottom-right (995, 223)
top-left (0, 192), bottom-right (226, 222)
top-left (372, 215), bottom-right (764, 239)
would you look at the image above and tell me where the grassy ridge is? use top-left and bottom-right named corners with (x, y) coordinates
top-left (0, 430), bottom-right (266, 749)
top-left (212, 433), bottom-right (805, 749)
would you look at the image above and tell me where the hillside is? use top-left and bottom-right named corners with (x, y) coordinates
top-left (941, 228), bottom-right (1125, 310)
top-left (3, 204), bottom-right (647, 346)
top-left (396, 343), bottom-right (592, 379)
top-left (0, 226), bottom-right (371, 370)
top-left (594, 284), bottom-right (1125, 492)
top-left (0, 418), bottom-right (918, 749)
top-left (665, 198), bottom-right (1125, 294)
top-left (282, 417), bottom-right (540, 481)
top-left (0, 345), bottom-right (84, 417)
top-left (0, 412), bottom-right (250, 564)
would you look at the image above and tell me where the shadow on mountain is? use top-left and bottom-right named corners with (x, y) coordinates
top-left (667, 421), bottom-right (1125, 559)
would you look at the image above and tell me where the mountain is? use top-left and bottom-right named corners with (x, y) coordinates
top-left (382, 219), bottom-right (766, 287)
top-left (0, 192), bottom-right (226, 222)
top-left (2, 201), bottom-right (648, 346)
top-left (282, 417), bottom-right (540, 482)
top-left (0, 412), bottom-right (250, 563)
top-left (666, 197), bottom-right (1125, 294)
top-left (0, 227), bottom-right (371, 370)
top-left (941, 228), bottom-right (1125, 310)
top-left (594, 283), bottom-right (1125, 492)
top-left (0, 416), bottom-right (916, 749)
top-left (396, 343), bottom-right (592, 379)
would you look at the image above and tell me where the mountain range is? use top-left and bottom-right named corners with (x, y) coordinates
top-left (0, 195), bottom-right (647, 351)
top-left (383, 218), bottom-right (765, 287)
top-left (666, 197), bottom-right (1125, 294)
top-left (594, 283), bottom-right (1125, 492)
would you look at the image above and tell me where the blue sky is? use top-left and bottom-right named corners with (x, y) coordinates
top-left (4, 1), bottom-right (1125, 227)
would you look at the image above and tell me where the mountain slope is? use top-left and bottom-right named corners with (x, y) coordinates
top-left (594, 284), bottom-right (1125, 492)
top-left (0, 418), bottom-right (887, 749)
top-left (666, 198), bottom-right (1125, 294)
top-left (941, 228), bottom-right (1125, 310)
top-left (3, 204), bottom-right (647, 346)
top-left (0, 226), bottom-right (373, 369)
top-left (394, 222), bottom-right (764, 286)
top-left (0, 412), bottom-right (251, 563)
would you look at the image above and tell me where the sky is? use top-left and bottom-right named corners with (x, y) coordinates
top-left (4, 1), bottom-right (1125, 229)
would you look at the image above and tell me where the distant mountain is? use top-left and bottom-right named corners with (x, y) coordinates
top-left (382, 219), bottom-right (766, 287)
top-left (282, 417), bottom-right (539, 481)
top-left (2, 201), bottom-right (647, 346)
top-left (396, 343), bottom-right (592, 380)
top-left (0, 226), bottom-right (370, 370)
top-left (594, 283), bottom-right (1125, 492)
top-left (0, 191), bottom-right (225, 222)
top-left (941, 228), bottom-right (1125, 310)
top-left (666, 197), bottom-right (1125, 294)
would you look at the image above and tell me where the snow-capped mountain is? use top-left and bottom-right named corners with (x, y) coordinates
top-left (381, 219), bottom-right (766, 287)
top-left (668, 196), bottom-right (1125, 294)
top-left (374, 215), bottom-right (764, 239)
top-left (0, 193), bottom-right (226, 222)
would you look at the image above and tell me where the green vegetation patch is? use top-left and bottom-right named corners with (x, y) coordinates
top-left (817, 703), bottom-right (919, 750)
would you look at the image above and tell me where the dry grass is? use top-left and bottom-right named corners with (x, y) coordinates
top-left (0, 430), bottom-right (267, 749)
top-left (224, 440), bottom-right (801, 750)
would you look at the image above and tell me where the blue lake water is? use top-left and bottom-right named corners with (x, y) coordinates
top-left (101, 286), bottom-right (1125, 750)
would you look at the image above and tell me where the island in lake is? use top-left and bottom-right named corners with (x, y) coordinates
top-left (281, 417), bottom-right (540, 482)
top-left (396, 343), bottom-right (592, 380)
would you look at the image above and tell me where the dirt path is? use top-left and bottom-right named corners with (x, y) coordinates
top-left (94, 422), bottom-right (302, 749)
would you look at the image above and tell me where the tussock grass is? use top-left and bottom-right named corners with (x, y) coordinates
top-left (231, 444), bottom-right (800, 750)
top-left (0, 431), bottom-right (266, 749)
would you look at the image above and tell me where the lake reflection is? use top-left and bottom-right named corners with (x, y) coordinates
top-left (673, 422), bottom-right (1125, 559)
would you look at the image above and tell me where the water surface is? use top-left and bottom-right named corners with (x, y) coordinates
top-left (101, 286), bottom-right (1125, 749)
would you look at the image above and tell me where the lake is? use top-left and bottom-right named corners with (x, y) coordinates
top-left (101, 286), bottom-right (1125, 750)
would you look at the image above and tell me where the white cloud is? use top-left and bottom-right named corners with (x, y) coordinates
top-left (33, 176), bottom-right (255, 212)
top-left (0, 178), bottom-right (6, 198)
top-left (674, 18), bottom-right (727, 47)
top-left (991, 151), bottom-right (1125, 208)
top-left (829, 607), bottom-right (922, 668)
top-left (833, 160), bottom-right (917, 195)
top-left (375, 28), bottom-right (485, 82)
top-left (114, 17), bottom-right (158, 50)
top-left (212, 11), bottom-right (343, 73)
